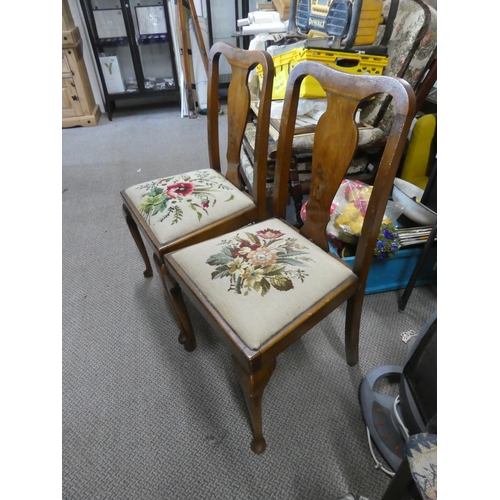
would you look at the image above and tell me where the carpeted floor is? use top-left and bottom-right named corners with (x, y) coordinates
top-left (62, 103), bottom-right (437, 500)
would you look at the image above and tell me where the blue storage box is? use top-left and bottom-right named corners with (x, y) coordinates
top-left (335, 245), bottom-right (437, 295)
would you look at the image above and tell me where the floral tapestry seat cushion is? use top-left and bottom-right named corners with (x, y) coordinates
top-left (169, 218), bottom-right (355, 349)
top-left (124, 169), bottom-right (255, 245)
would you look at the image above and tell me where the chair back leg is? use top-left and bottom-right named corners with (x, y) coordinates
top-left (345, 289), bottom-right (365, 366)
top-left (153, 253), bottom-right (197, 352)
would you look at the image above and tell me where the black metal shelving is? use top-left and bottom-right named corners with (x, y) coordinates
top-left (79, 0), bottom-right (180, 120)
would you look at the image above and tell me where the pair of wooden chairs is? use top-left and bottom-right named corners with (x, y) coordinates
top-left (121, 41), bottom-right (415, 453)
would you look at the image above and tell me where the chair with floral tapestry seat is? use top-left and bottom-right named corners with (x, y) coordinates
top-left (120, 42), bottom-right (273, 350)
top-left (163, 61), bottom-right (415, 453)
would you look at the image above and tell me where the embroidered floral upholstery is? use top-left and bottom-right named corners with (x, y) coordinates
top-left (242, 122), bottom-right (385, 187)
top-left (170, 218), bottom-right (354, 349)
top-left (240, 149), bottom-right (274, 198)
top-left (270, 128), bottom-right (385, 156)
top-left (360, 0), bottom-right (437, 134)
top-left (124, 169), bottom-right (255, 245)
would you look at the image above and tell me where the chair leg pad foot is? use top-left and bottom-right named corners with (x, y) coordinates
top-left (143, 270), bottom-right (153, 278)
top-left (346, 355), bottom-right (359, 367)
top-left (251, 438), bottom-right (266, 454)
top-left (178, 332), bottom-right (196, 352)
top-left (183, 341), bottom-right (197, 352)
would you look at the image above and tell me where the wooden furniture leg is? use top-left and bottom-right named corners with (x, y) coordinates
top-left (123, 204), bottom-right (153, 277)
top-left (345, 290), bottom-right (365, 366)
top-left (232, 356), bottom-right (276, 454)
top-left (398, 225), bottom-right (437, 312)
top-left (153, 254), bottom-right (197, 352)
top-left (176, 0), bottom-right (197, 116)
top-left (187, 0), bottom-right (209, 74)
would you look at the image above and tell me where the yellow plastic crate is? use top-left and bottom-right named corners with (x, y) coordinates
top-left (259, 47), bottom-right (389, 100)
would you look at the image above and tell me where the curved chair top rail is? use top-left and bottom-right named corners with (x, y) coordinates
top-left (208, 42), bottom-right (274, 221)
top-left (274, 61), bottom-right (415, 285)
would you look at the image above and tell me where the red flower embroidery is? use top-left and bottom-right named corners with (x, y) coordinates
top-left (166, 182), bottom-right (195, 198)
top-left (231, 241), bottom-right (261, 258)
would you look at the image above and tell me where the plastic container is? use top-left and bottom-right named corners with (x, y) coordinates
top-left (392, 178), bottom-right (437, 226)
top-left (332, 244), bottom-right (437, 295)
top-left (258, 47), bottom-right (388, 100)
top-left (296, 0), bottom-right (383, 46)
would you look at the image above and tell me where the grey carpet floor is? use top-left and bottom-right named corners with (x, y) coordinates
top-left (62, 104), bottom-right (437, 500)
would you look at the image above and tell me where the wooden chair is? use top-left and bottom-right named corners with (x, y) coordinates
top-left (242, 0), bottom-right (437, 227)
top-left (164, 61), bottom-right (415, 453)
top-left (120, 42), bottom-right (273, 350)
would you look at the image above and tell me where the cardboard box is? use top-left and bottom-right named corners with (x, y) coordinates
top-left (272, 0), bottom-right (290, 20)
top-left (99, 55), bottom-right (125, 94)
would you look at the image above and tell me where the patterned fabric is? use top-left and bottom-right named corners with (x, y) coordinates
top-left (124, 169), bottom-right (255, 245)
top-left (207, 227), bottom-right (314, 296)
top-left (282, 128), bottom-right (385, 153)
top-left (360, 0), bottom-right (438, 134)
top-left (242, 123), bottom-right (382, 186)
top-left (406, 433), bottom-right (437, 500)
top-left (170, 218), bottom-right (355, 349)
top-left (239, 149), bottom-right (274, 197)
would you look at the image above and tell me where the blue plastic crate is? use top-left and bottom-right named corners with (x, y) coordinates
top-left (334, 245), bottom-right (437, 295)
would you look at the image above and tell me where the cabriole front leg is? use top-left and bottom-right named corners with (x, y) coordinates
top-left (122, 204), bottom-right (153, 277)
top-left (232, 355), bottom-right (276, 454)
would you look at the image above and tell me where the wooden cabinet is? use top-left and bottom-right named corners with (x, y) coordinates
top-left (63, 0), bottom-right (100, 128)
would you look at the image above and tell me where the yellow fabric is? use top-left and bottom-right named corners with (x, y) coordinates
top-left (400, 114), bottom-right (437, 189)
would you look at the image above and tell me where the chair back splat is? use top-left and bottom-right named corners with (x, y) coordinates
top-left (164, 61), bottom-right (415, 454)
top-left (208, 43), bottom-right (273, 222)
top-left (275, 61), bottom-right (415, 277)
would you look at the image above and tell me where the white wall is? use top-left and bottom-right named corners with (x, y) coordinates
top-left (67, 0), bottom-right (106, 112)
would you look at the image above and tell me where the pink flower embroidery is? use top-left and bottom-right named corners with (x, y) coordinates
top-left (166, 182), bottom-right (195, 198)
top-left (255, 229), bottom-right (284, 240)
top-left (247, 247), bottom-right (277, 267)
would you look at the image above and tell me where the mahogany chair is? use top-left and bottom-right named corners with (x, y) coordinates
top-left (120, 42), bottom-right (273, 350)
top-left (164, 61), bottom-right (415, 453)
